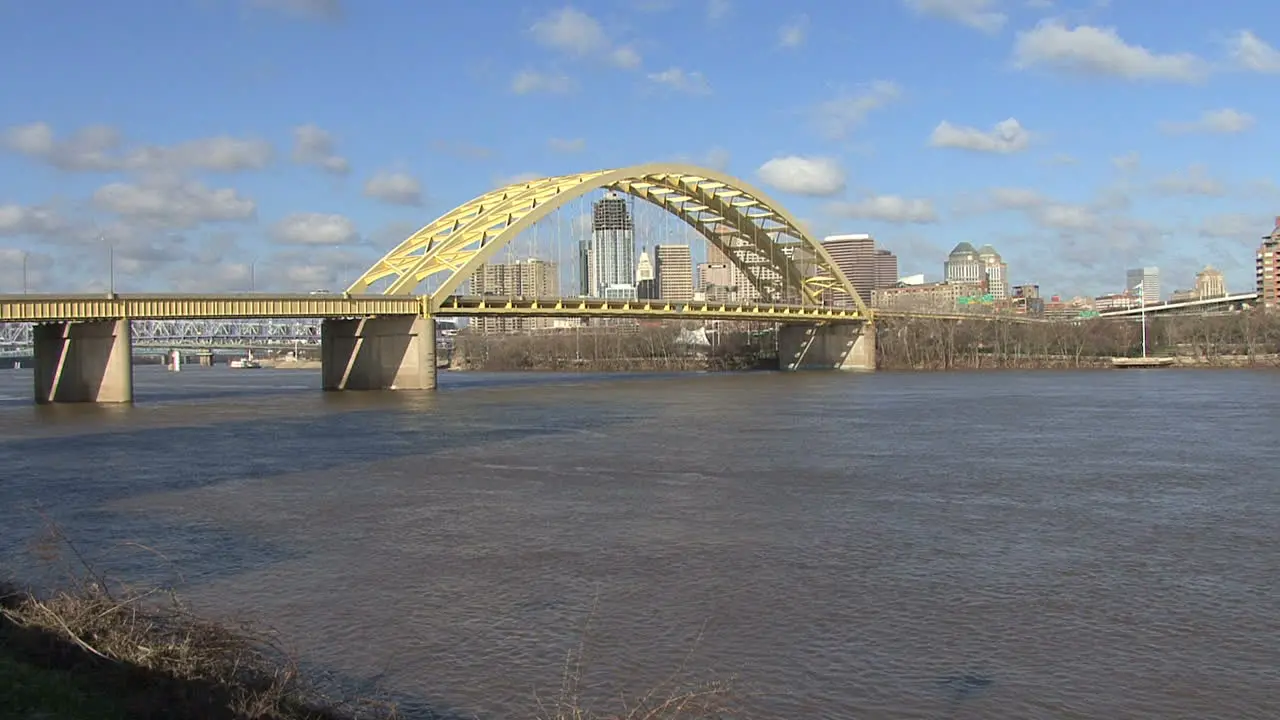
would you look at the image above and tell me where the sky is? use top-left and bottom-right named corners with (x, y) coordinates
top-left (2, 0), bottom-right (1280, 299)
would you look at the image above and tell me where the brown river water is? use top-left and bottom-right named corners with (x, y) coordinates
top-left (1, 365), bottom-right (1277, 719)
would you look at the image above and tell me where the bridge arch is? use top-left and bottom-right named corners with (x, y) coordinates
top-left (348, 163), bottom-right (867, 315)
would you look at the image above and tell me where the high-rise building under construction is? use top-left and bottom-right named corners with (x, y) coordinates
top-left (583, 192), bottom-right (636, 298)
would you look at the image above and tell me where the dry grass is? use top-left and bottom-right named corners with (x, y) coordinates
top-left (1, 521), bottom-right (397, 720)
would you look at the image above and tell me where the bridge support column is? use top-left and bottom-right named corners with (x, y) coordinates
top-left (778, 321), bottom-right (876, 372)
top-left (32, 320), bottom-right (134, 404)
top-left (321, 315), bottom-right (436, 391)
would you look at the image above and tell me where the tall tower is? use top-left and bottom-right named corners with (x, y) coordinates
top-left (977, 244), bottom-right (1009, 299)
top-left (588, 192), bottom-right (636, 298)
top-left (821, 234), bottom-right (876, 306)
top-left (874, 248), bottom-right (899, 290)
top-left (944, 242), bottom-right (983, 285)
top-left (635, 247), bottom-right (656, 300)
top-left (1126, 267), bottom-right (1160, 306)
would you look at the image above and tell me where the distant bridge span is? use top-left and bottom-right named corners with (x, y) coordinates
top-left (1097, 292), bottom-right (1258, 318)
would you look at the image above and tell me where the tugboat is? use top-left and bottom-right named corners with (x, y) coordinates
top-left (229, 352), bottom-right (263, 369)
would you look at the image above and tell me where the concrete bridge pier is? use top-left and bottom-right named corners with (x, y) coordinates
top-left (321, 315), bottom-right (437, 391)
top-left (778, 321), bottom-right (876, 372)
top-left (32, 320), bottom-right (134, 404)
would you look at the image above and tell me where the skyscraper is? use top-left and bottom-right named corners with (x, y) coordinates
top-left (977, 245), bottom-right (1009, 299)
top-left (822, 234), bottom-right (876, 306)
top-left (1195, 266), bottom-right (1226, 299)
top-left (587, 192), bottom-right (636, 298)
top-left (655, 244), bottom-right (694, 301)
top-left (874, 249), bottom-right (899, 290)
top-left (1126, 267), bottom-right (1161, 306)
top-left (469, 259), bottom-right (560, 333)
top-left (635, 248), bottom-right (656, 300)
top-left (944, 242), bottom-right (984, 285)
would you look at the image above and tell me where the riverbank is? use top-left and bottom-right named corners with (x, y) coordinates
top-left (0, 578), bottom-right (393, 720)
top-left (1, 574), bottom-right (739, 720)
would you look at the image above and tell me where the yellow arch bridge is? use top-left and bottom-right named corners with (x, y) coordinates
top-left (0, 163), bottom-right (954, 404)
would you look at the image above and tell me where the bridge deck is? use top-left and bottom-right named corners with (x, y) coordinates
top-left (0, 294), bottom-right (867, 323)
top-left (0, 293), bottom-right (1066, 326)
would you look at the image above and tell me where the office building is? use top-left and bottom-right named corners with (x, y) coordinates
top-left (586, 192), bottom-right (636, 298)
top-left (636, 248), bottom-right (656, 300)
top-left (944, 242), bottom-right (985, 285)
top-left (1194, 266), bottom-right (1226, 299)
top-left (654, 244), bottom-right (694, 301)
top-left (469, 259), bottom-right (559, 333)
top-left (874, 249), bottom-right (899, 291)
top-left (1260, 219), bottom-right (1280, 309)
top-left (872, 281), bottom-right (985, 312)
top-left (1126, 267), bottom-right (1160, 306)
top-left (977, 245), bottom-right (1009, 299)
top-left (822, 234), bottom-right (876, 307)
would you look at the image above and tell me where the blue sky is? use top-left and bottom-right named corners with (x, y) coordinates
top-left (2, 0), bottom-right (1279, 298)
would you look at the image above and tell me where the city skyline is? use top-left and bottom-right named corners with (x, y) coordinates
top-left (1, 2), bottom-right (1278, 298)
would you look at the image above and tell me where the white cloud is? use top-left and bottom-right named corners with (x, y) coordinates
top-left (548, 137), bottom-right (586, 153)
top-left (704, 146), bottom-right (731, 171)
top-left (0, 204), bottom-right (64, 236)
top-left (271, 212), bottom-right (360, 245)
top-left (530, 7), bottom-right (608, 56)
top-left (610, 46), bottom-right (642, 69)
top-left (1228, 30), bottom-right (1280, 73)
top-left (1159, 108), bottom-right (1255, 135)
top-left (929, 117), bottom-right (1031, 153)
top-left (92, 179), bottom-right (257, 228)
top-left (969, 186), bottom-right (1101, 230)
top-left (126, 136), bottom-right (273, 173)
top-left (756, 156), bottom-right (846, 197)
top-left (779, 15), bottom-right (808, 48)
top-left (247, 0), bottom-right (342, 21)
top-left (1152, 166), bottom-right (1225, 196)
top-left (291, 123), bottom-right (350, 174)
top-left (647, 67), bottom-right (711, 95)
top-left (1198, 213), bottom-right (1273, 240)
top-left (1112, 151), bottom-right (1141, 171)
top-left (528, 7), bottom-right (642, 70)
top-left (814, 81), bottom-right (901, 140)
top-left (707, 0), bottom-right (731, 22)
top-left (3, 122), bottom-right (121, 171)
top-left (1, 122), bottom-right (273, 174)
top-left (363, 170), bottom-right (423, 206)
top-left (902, 0), bottom-right (1005, 34)
top-left (1013, 20), bottom-right (1207, 82)
top-left (988, 187), bottom-right (1045, 209)
top-left (511, 70), bottom-right (575, 95)
top-left (828, 195), bottom-right (938, 224)
top-left (1035, 202), bottom-right (1098, 230)
top-left (2, 122), bottom-right (55, 155)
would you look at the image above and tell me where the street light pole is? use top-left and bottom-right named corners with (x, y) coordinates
top-left (21, 251), bottom-right (28, 294)
top-left (109, 243), bottom-right (115, 294)
top-left (249, 259), bottom-right (257, 292)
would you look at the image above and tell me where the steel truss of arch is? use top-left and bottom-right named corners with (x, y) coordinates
top-left (349, 163), bottom-right (869, 317)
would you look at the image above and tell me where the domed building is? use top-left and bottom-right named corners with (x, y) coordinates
top-left (977, 244), bottom-right (1009, 299)
top-left (943, 242), bottom-right (1009, 299)
top-left (943, 242), bottom-right (982, 284)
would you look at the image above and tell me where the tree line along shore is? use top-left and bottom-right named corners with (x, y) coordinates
top-left (446, 313), bottom-right (1280, 372)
